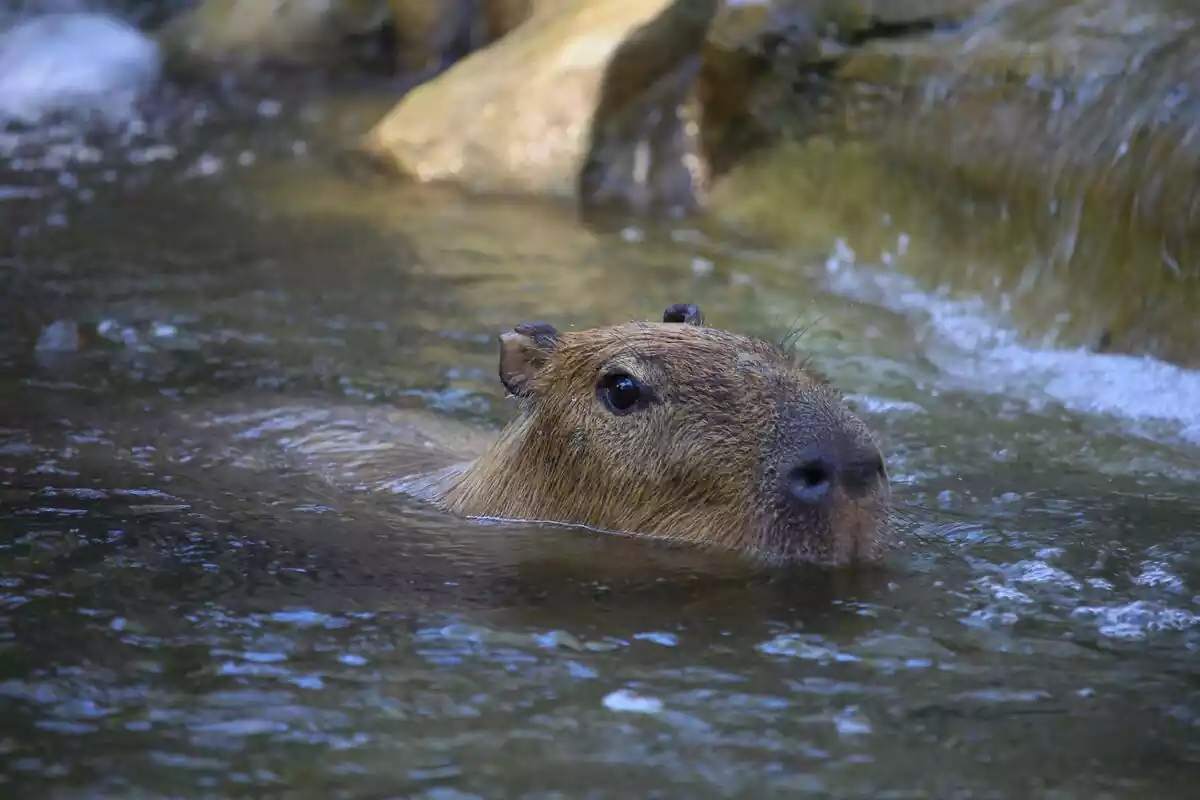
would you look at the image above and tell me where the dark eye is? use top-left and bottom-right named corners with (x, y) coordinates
top-left (598, 372), bottom-right (642, 414)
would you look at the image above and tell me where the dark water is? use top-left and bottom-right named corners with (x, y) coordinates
top-left (2, 11), bottom-right (1199, 800)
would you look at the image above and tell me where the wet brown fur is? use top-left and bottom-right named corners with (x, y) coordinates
top-left (427, 307), bottom-right (893, 566)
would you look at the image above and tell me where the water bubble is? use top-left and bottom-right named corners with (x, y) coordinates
top-left (1132, 562), bottom-right (1185, 591)
top-left (633, 631), bottom-right (679, 647)
top-left (187, 154), bottom-right (223, 178)
top-left (1072, 600), bottom-right (1200, 640)
top-left (34, 319), bottom-right (80, 352)
top-left (602, 689), bottom-right (663, 714)
top-left (832, 706), bottom-right (872, 737)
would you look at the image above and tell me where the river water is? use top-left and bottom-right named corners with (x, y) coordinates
top-left (2, 10), bottom-right (1199, 800)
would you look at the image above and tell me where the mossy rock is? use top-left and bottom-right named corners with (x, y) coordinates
top-left (156, 0), bottom-right (389, 72)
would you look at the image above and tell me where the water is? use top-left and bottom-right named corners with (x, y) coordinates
top-left (2, 9), bottom-right (1199, 799)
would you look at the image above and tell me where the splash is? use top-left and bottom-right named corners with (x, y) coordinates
top-left (821, 237), bottom-right (1200, 447)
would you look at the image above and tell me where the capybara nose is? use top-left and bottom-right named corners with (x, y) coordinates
top-left (787, 445), bottom-right (886, 505)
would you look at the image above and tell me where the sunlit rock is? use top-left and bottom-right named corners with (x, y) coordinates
top-left (355, 0), bottom-right (996, 213)
top-left (359, 0), bottom-right (720, 215)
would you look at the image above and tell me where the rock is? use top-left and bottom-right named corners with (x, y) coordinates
top-left (827, 0), bottom-right (1200, 259)
top-left (359, 0), bottom-right (719, 215)
top-left (689, 0), bottom-right (992, 179)
top-left (386, 0), bottom-right (471, 80)
top-left (0, 12), bottom-right (162, 125)
top-left (156, 0), bottom-right (389, 72)
top-left (704, 132), bottom-right (1200, 367)
top-left (829, 0), bottom-right (1200, 360)
top-left (479, 0), bottom-right (537, 39)
top-left (710, 0), bottom-right (983, 44)
top-left (812, 0), bottom-right (985, 33)
top-left (694, 1), bottom-right (818, 178)
top-left (691, 0), bottom-right (1200, 365)
top-left (156, 0), bottom-right (533, 80)
top-left (352, 0), bottom-right (989, 209)
top-left (388, 0), bottom-right (532, 84)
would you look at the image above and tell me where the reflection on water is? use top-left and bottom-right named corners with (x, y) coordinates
top-left (2, 11), bottom-right (1199, 800)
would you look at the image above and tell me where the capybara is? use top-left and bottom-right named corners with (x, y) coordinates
top-left (402, 303), bottom-right (893, 566)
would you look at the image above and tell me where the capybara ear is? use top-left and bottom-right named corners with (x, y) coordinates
top-left (498, 322), bottom-right (560, 397)
top-left (662, 303), bottom-right (704, 326)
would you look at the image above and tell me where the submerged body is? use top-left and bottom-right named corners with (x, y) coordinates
top-left (396, 304), bottom-right (894, 566)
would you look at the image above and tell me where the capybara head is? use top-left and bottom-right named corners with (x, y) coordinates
top-left (443, 304), bottom-right (893, 566)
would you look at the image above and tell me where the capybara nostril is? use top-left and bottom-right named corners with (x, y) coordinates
top-left (788, 456), bottom-right (834, 505)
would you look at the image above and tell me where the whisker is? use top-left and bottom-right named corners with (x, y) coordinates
top-left (764, 313), bottom-right (829, 382)
top-left (609, 324), bottom-right (649, 364)
top-left (777, 314), bottom-right (824, 355)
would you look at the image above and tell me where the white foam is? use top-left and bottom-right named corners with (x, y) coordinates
top-left (602, 689), bottom-right (664, 715)
top-left (1071, 600), bottom-right (1200, 640)
top-left (0, 12), bottom-right (161, 125)
top-left (820, 238), bottom-right (1200, 446)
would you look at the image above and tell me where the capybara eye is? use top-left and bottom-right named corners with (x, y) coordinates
top-left (598, 373), bottom-right (642, 414)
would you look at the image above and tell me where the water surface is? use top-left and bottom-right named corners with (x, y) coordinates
top-left (2, 11), bottom-right (1199, 799)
